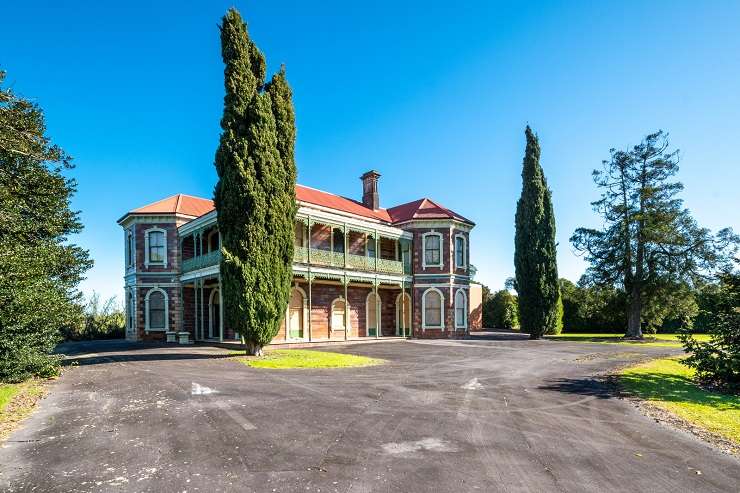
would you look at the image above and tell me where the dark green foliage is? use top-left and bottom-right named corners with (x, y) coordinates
top-left (0, 70), bottom-right (92, 382)
top-left (514, 126), bottom-right (561, 339)
top-left (680, 273), bottom-right (740, 391)
top-left (213, 9), bottom-right (297, 356)
top-left (485, 289), bottom-right (519, 329)
top-left (572, 131), bottom-right (738, 338)
top-left (560, 278), bottom-right (627, 333)
top-left (62, 293), bottom-right (125, 341)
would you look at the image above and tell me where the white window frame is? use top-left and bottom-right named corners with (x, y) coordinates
top-left (125, 228), bottom-right (135, 269)
top-left (454, 233), bottom-right (467, 270)
top-left (126, 289), bottom-right (136, 334)
top-left (421, 287), bottom-right (445, 330)
top-left (330, 297), bottom-right (351, 332)
top-left (144, 287), bottom-right (168, 332)
top-left (144, 227), bottom-right (167, 268)
top-left (422, 232), bottom-right (443, 269)
top-left (454, 288), bottom-right (468, 330)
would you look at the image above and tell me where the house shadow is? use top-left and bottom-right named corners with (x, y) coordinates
top-left (56, 339), bottom-right (234, 367)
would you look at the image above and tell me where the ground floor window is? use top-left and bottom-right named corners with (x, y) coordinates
top-left (146, 288), bottom-right (167, 331)
top-left (331, 298), bottom-right (348, 333)
top-left (455, 289), bottom-right (467, 329)
top-left (422, 288), bottom-right (443, 328)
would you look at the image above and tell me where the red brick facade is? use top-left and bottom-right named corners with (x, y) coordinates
top-left (120, 178), bottom-right (475, 344)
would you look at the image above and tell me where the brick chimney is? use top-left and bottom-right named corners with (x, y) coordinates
top-left (360, 170), bottom-right (381, 210)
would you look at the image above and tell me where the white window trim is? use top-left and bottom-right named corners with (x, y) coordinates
top-left (126, 288), bottom-right (136, 334)
top-left (330, 297), bottom-right (351, 332)
top-left (125, 228), bottom-right (136, 269)
top-left (144, 227), bottom-right (167, 268)
top-left (144, 287), bottom-right (168, 332)
top-left (454, 288), bottom-right (468, 330)
top-left (365, 291), bottom-right (381, 335)
top-left (422, 231), bottom-right (444, 269)
top-left (285, 286), bottom-right (309, 340)
top-left (454, 233), bottom-right (467, 270)
top-left (421, 287), bottom-right (445, 330)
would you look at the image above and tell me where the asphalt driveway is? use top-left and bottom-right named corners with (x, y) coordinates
top-left (1, 333), bottom-right (738, 492)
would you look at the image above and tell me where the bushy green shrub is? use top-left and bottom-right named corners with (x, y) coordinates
top-left (680, 273), bottom-right (740, 391)
top-left (62, 293), bottom-right (125, 341)
top-left (484, 290), bottom-right (519, 329)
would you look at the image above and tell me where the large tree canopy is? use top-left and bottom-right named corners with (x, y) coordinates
top-left (213, 9), bottom-right (297, 356)
top-left (0, 70), bottom-right (92, 382)
top-left (571, 131), bottom-right (737, 338)
top-left (514, 126), bottom-right (561, 339)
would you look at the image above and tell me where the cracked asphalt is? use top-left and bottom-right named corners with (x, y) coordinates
top-left (1, 332), bottom-right (738, 492)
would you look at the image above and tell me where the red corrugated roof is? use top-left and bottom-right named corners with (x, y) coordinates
top-left (122, 187), bottom-right (472, 226)
top-left (296, 184), bottom-right (391, 222)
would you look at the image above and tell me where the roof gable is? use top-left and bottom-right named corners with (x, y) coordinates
top-left (387, 198), bottom-right (473, 225)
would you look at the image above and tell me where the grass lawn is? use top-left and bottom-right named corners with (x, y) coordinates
top-left (0, 379), bottom-right (46, 441)
top-left (235, 349), bottom-right (384, 369)
top-left (620, 357), bottom-right (740, 445)
top-left (545, 333), bottom-right (710, 347)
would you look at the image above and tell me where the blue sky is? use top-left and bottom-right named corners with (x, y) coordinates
top-left (3, 1), bottom-right (739, 302)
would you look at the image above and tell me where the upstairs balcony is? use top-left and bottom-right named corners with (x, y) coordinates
top-left (180, 216), bottom-right (412, 276)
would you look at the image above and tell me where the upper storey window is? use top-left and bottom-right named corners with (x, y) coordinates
top-left (423, 232), bottom-right (442, 268)
top-left (126, 230), bottom-right (134, 268)
top-left (144, 228), bottom-right (167, 268)
top-left (455, 234), bottom-right (467, 269)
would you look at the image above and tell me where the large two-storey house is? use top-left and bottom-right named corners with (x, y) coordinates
top-left (117, 171), bottom-right (477, 344)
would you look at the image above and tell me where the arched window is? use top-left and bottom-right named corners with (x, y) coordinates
top-left (145, 288), bottom-right (168, 331)
top-left (455, 289), bottom-right (467, 329)
top-left (127, 290), bottom-right (136, 334)
top-left (422, 288), bottom-right (444, 329)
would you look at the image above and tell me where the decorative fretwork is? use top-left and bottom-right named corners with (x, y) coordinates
top-left (294, 246), bottom-right (308, 263)
top-left (376, 258), bottom-right (404, 274)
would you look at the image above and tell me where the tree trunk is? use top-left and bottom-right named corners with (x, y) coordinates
top-left (627, 285), bottom-right (643, 339)
top-left (245, 340), bottom-right (264, 357)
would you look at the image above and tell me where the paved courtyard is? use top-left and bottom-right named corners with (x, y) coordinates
top-left (1, 333), bottom-right (738, 492)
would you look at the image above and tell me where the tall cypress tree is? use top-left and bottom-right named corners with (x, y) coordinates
top-left (213, 9), bottom-right (296, 356)
top-left (514, 126), bottom-right (561, 339)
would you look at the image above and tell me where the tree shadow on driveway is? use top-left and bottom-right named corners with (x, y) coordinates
top-left (537, 376), bottom-right (618, 399)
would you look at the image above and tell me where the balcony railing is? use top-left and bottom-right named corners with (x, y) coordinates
top-left (293, 246), bottom-right (406, 275)
top-left (182, 250), bottom-right (221, 273)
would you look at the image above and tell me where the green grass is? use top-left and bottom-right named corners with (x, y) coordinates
top-left (545, 333), bottom-right (710, 347)
top-left (620, 357), bottom-right (740, 444)
top-left (1, 380), bottom-right (46, 441)
top-left (236, 349), bottom-right (384, 369)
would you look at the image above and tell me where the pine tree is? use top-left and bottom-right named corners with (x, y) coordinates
top-left (0, 70), bottom-right (92, 382)
top-left (213, 9), bottom-right (296, 356)
top-left (514, 126), bottom-right (561, 339)
top-left (572, 131), bottom-right (737, 338)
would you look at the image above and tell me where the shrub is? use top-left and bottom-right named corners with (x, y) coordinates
top-left (680, 273), bottom-right (740, 391)
top-left (62, 293), bottom-right (125, 341)
top-left (485, 290), bottom-right (519, 329)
